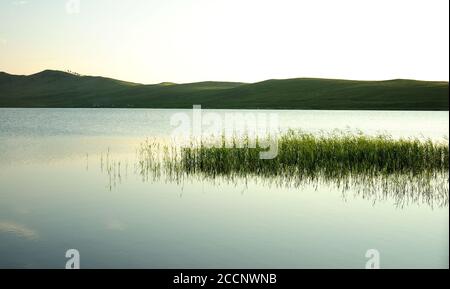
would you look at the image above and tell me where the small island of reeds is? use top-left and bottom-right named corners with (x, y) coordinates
top-left (132, 131), bottom-right (449, 207)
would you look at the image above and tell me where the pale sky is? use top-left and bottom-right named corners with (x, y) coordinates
top-left (0, 0), bottom-right (448, 84)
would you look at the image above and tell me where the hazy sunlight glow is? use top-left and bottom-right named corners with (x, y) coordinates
top-left (0, 0), bottom-right (448, 83)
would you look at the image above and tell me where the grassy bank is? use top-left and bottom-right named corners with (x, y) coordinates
top-left (1, 70), bottom-right (448, 110)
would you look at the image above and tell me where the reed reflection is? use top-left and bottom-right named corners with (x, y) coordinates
top-left (101, 131), bottom-right (449, 208)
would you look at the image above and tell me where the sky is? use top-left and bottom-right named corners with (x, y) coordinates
top-left (0, 0), bottom-right (448, 84)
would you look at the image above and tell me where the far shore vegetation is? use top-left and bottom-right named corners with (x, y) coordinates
top-left (0, 70), bottom-right (448, 110)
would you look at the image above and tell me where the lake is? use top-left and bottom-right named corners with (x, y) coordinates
top-left (0, 108), bottom-right (448, 269)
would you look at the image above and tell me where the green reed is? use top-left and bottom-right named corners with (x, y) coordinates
top-left (178, 131), bottom-right (448, 177)
top-left (133, 131), bottom-right (448, 207)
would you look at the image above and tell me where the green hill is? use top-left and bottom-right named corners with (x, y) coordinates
top-left (0, 70), bottom-right (448, 110)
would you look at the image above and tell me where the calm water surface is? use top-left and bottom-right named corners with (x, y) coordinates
top-left (0, 108), bottom-right (448, 268)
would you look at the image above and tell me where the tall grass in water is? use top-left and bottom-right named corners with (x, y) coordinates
top-left (180, 131), bottom-right (448, 176)
top-left (135, 131), bottom-right (449, 207)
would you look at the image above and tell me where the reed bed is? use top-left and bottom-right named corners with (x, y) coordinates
top-left (133, 131), bottom-right (448, 207)
top-left (179, 131), bottom-right (448, 177)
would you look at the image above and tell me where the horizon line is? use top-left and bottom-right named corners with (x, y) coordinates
top-left (1, 69), bottom-right (449, 86)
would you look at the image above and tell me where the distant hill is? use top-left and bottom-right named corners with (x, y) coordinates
top-left (0, 70), bottom-right (448, 110)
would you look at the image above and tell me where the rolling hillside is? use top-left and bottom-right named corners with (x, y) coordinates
top-left (0, 70), bottom-right (448, 110)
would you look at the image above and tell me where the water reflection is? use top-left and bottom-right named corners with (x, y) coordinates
top-left (0, 221), bottom-right (39, 240)
top-left (1, 109), bottom-right (448, 268)
top-left (99, 148), bottom-right (130, 191)
top-left (98, 135), bottom-right (449, 209)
